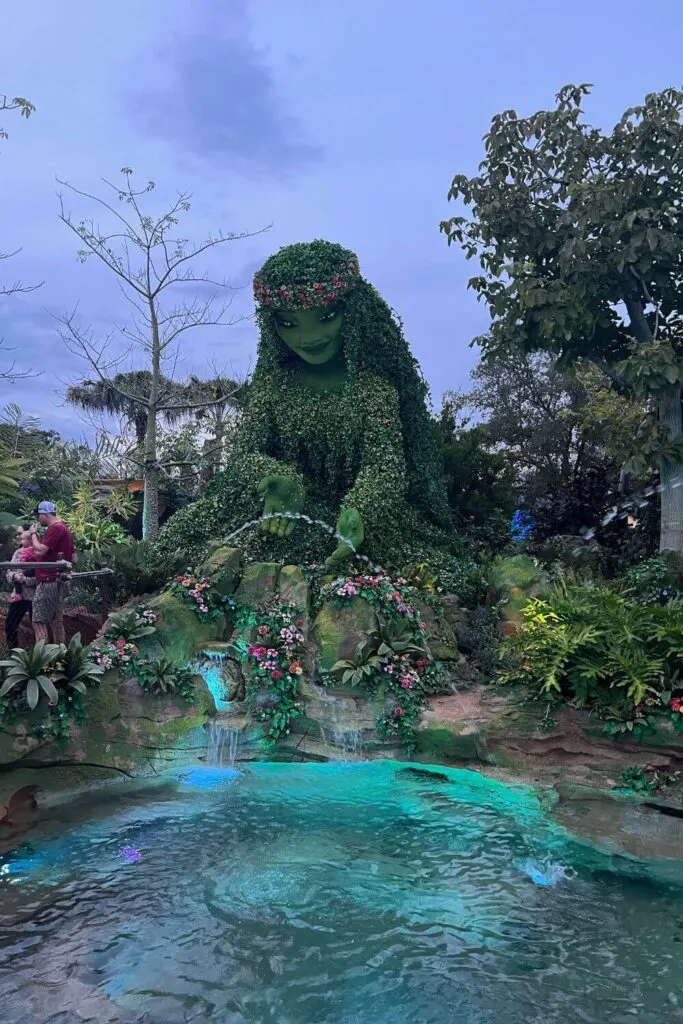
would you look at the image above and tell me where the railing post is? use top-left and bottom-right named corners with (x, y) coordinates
top-left (100, 574), bottom-right (111, 624)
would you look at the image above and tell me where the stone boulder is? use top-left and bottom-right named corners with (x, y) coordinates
top-left (142, 589), bottom-right (226, 664)
top-left (311, 596), bottom-right (378, 672)
top-left (278, 565), bottom-right (311, 636)
top-left (234, 562), bottom-right (281, 608)
top-left (0, 672), bottom-right (215, 817)
top-left (199, 545), bottom-right (242, 598)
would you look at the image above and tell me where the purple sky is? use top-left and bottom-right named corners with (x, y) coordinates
top-left (2, 0), bottom-right (683, 439)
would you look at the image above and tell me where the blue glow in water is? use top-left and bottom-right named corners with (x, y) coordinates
top-left (177, 766), bottom-right (241, 791)
top-left (521, 859), bottom-right (573, 887)
top-left (1, 761), bottom-right (681, 1024)
top-left (192, 658), bottom-right (232, 711)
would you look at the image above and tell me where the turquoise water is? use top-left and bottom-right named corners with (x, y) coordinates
top-left (0, 761), bottom-right (681, 1023)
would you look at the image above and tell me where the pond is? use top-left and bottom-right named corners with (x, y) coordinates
top-left (0, 761), bottom-right (681, 1023)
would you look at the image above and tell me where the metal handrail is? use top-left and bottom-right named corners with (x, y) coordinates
top-left (0, 560), bottom-right (73, 570)
top-left (0, 562), bottom-right (113, 576)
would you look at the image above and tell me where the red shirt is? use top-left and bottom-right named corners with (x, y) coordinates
top-left (36, 521), bottom-right (76, 582)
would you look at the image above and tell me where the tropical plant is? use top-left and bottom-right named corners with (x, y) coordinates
top-left (369, 617), bottom-right (428, 659)
top-left (624, 556), bottom-right (682, 604)
top-left (103, 608), bottom-right (157, 643)
top-left (0, 446), bottom-right (24, 502)
top-left (332, 641), bottom-right (385, 687)
top-left (51, 634), bottom-right (105, 695)
top-left (105, 540), bottom-right (184, 602)
top-left (133, 657), bottom-right (195, 701)
top-left (0, 642), bottom-right (62, 709)
top-left (60, 481), bottom-right (134, 553)
top-left (499, 585), bottom-right (683, 714)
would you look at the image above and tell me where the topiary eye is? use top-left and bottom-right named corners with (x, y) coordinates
top-left (319, 310), bottom-right (339, 323)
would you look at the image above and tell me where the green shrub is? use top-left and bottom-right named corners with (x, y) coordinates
top-left (0, 635), bottom-right (103, 712)
top-left (104, 608), bottom-right (157, 643)
top-left (133, 658), bottom-right (196, 702)
top-left (404, 553), bottom-right (488, 607)
top-left (457, 606), bottom-right (499, 681)
top-left (624, 556), bottom-right (682, 605)
top-left (52, 634), bottom-right (105, 694)
top-left (0, 642), bottom-right (61, 709)
top-left (498, 583), bottom-right (683, 716)
top-left (105, 541), bottom-right (185, 603)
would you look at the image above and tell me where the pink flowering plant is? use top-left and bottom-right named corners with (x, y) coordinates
top-left (322, 572), bottom-right (421, 616)
top-left (325, 573), bottom-right (447, 753)
top-left (666, 693), bottom-right (683, 732)
top-left (169, 573), bottom-right (227, 623)
top-left (91, 639), bottom-right (140, 671)
top-left (232, 601), bottom-right (306, 742)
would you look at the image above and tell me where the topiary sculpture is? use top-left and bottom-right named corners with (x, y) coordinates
top-left (157, 240), bottom-right (451, 566)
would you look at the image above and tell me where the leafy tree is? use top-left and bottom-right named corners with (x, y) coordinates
top-left (437, 393), bottom-right (516, 537)
top-left (0, 447), bottom-right (23, 504)
top-left (55, 168), bottom-right (261, 539)
top-left (0, 404), bottom-right (101, 508)
top-left (462, 351), bottom-right (646, 500)
top-left (441, 84), bottom-right (683, 553)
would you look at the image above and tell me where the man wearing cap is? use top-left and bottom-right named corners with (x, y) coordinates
top-left (30, 501), bottom-right (77, 644)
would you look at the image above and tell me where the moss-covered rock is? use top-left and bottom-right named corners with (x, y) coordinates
top-left (278, 565), bottom-right (311, 635)
top-left (415, 721), bottom-right (489, 763)
top-left (143, 589), bottom-right (225, 664)
top-left (200, 545), bottom-right (242, 597)
top-left (0, 674), bottom-right (215, 810)
top-left (234, 562), bottom-right (281, 608)
top-left (0, 712), bottom-right (48, 766)
top-left (414, 598), bottom-right (459, 661)
top-left (312, 597), bottom-right (377, 672)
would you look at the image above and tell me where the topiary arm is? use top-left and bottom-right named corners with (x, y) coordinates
top-left (228, 386), bottom-right (307, 536)
top-left (328, 377), bottom-right (407, 563)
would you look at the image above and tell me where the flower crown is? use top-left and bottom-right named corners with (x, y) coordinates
top-left (253, 257), bottom-right (360, 310)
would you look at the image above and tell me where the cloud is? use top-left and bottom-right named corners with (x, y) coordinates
top-left (129, 1), bottom-right (323, 179)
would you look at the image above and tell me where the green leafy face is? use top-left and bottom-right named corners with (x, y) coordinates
top-left (272, 304), bottom-right (344, 365)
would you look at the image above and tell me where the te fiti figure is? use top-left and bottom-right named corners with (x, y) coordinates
top-left (158, 240), bottom-right (450, 566)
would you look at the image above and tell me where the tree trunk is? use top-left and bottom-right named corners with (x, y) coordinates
top-left (658, 385), bottom-right (683, 553)
top-left (622, 285), bottom-right (683, 553)
top-left (142, 302), bottom-right (161, 541)
top-left (141, 412), bottom-right (160, 540)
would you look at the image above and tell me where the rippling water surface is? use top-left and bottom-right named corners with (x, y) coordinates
top-left (1, 761), bottom-right (682, 1023)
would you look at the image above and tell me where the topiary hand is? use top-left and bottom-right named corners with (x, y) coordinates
top-left (325, 507), bottom-right (364, 567)
top-left (257, 475), bottom-right (305, 537)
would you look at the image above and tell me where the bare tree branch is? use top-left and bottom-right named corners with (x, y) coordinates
top-left (57, 167), bottom-right (266, 538)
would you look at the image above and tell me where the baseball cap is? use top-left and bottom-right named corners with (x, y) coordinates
top-left (36, 501), bottom-right (57, 514)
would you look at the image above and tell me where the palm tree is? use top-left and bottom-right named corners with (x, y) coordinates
top-left (66, 372), bottom-right (243, 537)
